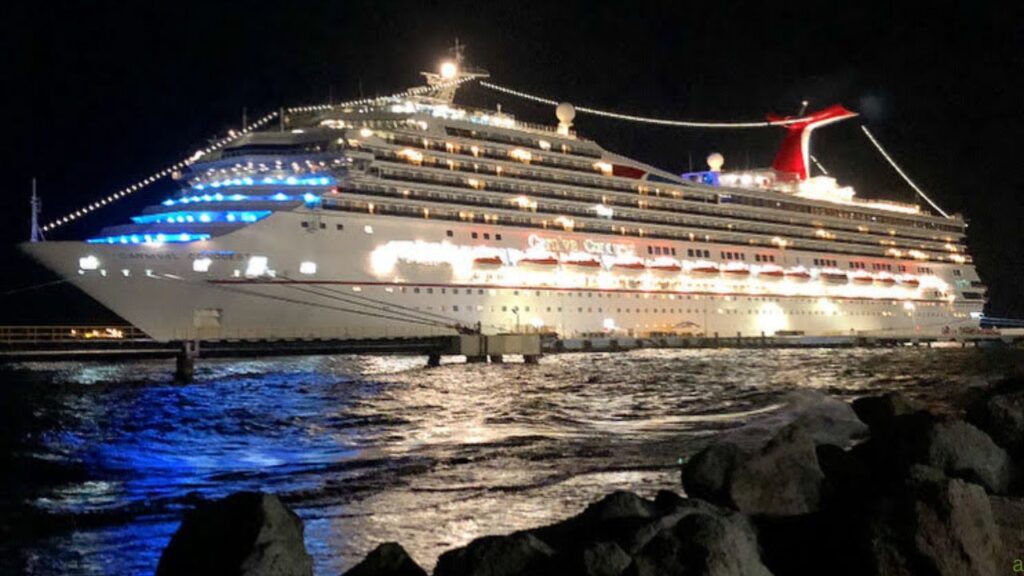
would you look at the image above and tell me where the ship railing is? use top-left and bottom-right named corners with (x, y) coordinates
top-left (0, 325), bottom-right (149, 344)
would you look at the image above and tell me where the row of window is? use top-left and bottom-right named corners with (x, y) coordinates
top-left (381, 126), bottom-right (964, 235)
top-left (647, 245), bottom-right (677, 256)
top-left (813, 258), bottom-right (839, 267)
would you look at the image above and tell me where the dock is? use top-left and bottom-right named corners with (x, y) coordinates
top-left (1, 325), bottom-right (1021, 382)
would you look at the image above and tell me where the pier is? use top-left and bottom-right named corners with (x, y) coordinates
top-left (1, 325), bottom-right (1021, 382)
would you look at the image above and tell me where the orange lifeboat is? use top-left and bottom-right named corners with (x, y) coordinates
top-left (612, 260), bottom-right (647, 274)
top-left (819, 269), bottom-right (849, 283)
top-left (722, 263), bottom-right (751, 277)
top-left (473, 256), bottom-right (504, 268)
top-left (757, 265), bottom-right (785, 280)
top-left (899, 276), bottom-right (921, 288)
top-left (851, 271), bottom-right (874, 284)
top-left (649, 261), bottom-right (683, 274)
top-left (563, 256), bottom-right (602, 271)
top-left (518, 255), bottom-right (559, 268)
top-left (784, 267), bottom-right (811, 281)
top-left (688, 262), bottom-right (720, 275)
top-left (875, 273), bottom-right (897, 286)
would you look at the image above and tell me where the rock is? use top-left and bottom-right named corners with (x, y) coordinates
top-left (681, 442), bottom-right (749, 506)
top-left (433, 533), bottom-right (555, 576)
top-left (528, 491), bottom-right (677, 556)
top-left (773, 390), bottom-right (869, 447)
top-left (343, 542), bottom-right (426, 576)
top-left (578, 490), bottom-right (659, 522)
top-left (683, 424), bottom-right (825, 516)
top-left (628, 509), bottom-right (772, 576)
top-left (988, 495), bottom-right (1024, 560)
top-left (156, 491), bottom-right (312, 576)
top-left (896, 466), bottom-right (1003, 576)
top-left (924, 420), bottom-right (1011, 494)
top-left (852, 392), bottom-right (923, 432)
top-left (579, 541), bottom-right (631, 576)
top-left (730, 425), bottom-right (826, 516)
top-left (967, 379), bottom-right (1024, 456)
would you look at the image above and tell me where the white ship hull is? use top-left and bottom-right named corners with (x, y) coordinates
top-left (22, 210), bottom-right (983, 342)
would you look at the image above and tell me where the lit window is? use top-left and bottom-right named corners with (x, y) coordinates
top-left (245, 256), bottom-right (269, 277)
top-left (364, 225), bottom-right (374, 234)
top-left (79, 255), bottom-right (100, 270)
top-left (299, 261), bottom-right (317, 275)
top-left (193, 258), bottom-right (213, 272)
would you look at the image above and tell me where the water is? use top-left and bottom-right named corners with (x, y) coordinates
top-left (2, 347), bottom-right (1021, 574)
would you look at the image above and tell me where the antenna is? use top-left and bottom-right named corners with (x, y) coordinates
top-left (30, 178), bottom-right (44, 242)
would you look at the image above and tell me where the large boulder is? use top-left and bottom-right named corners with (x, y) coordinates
top-left (988, 495), bottom-right (1024, 560)
top-left (864, 466), bottom-right (1005, 576)
top-left (967, 378), bottom-right (1024, 456)
top-left (433, 533), bottom-right (555, 576)
top-left (628, 509), bottom-right (772, 576)
top-left (528, 490), bottom-right (691, 556)
top-left (156, 491), bottom-right (312, 576)
top-left (683, 424), bottom-right (825, 516)
top-left (924, 420), bottom-right (1012, 494)
top-left (851, 392), bottom-right (924, 432)
top-left (578, 541), bottom-right (632, 576)
top-left (342, 542), bottom-right (426, 576)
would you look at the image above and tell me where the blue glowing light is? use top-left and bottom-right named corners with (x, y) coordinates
top-left (303, 193), bottom-right (319, 204)
top-left (131, 211), bottom-right (272, 225)
top-left (192, 175), bottom-right (334, 191)
top-left (271, 192), bottom-right (290, 201)
top-left (87, 233), bottom-right (211, 245)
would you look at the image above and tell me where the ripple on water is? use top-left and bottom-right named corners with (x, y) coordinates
top-left (1, 347), bottom-right (1022, 575)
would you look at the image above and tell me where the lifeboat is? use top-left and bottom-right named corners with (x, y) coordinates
top-left (649, 260), bottom-right (683, 274)
top-left (688, 262), bottom-right (720, 275)
top-left (875, 273), bottom-right (897, 286)
top-left (562, 256), bottom-right (602, 271)
top-left (722, 263), bottom-right (751, 277)
top-left (851, 271), bottom-right (874, 284)
top-left (899, 276), bottom-right (921, 288)
top-left (784, 267), bottom-right (811, 281)
top-left (612, 260), bottom-right (647, 275)
top-left (473, 256), bottom-right (504, 268)
top-left (757, 265), bottom-right (785, 280)
top-left (819, 269), bottom-right (849, 283)
top-left (518, 255), bottom-right (559, 269)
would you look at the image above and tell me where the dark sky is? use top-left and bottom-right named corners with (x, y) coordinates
top-left (4, 0), bottom-right (1022, 323)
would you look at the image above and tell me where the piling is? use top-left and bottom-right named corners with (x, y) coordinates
top-left (175, 341), bottom-right (198, 383)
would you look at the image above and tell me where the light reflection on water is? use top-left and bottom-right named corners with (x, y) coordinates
top-left (1, 347), bottom-right (1021, 575)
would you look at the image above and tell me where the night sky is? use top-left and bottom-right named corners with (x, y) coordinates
top-left (6, 0), bottom-right (1022, 324)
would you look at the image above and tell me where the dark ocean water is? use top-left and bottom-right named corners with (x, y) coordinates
top-left (2, 347), bottom-right (1022, 575)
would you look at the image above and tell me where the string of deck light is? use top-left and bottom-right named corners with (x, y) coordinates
top-left (810, 155), bottom-right (830, 176)
top-left (860, 126), bottom-right (951, 219)
top-left (40, 111), bottom-right (280, 233)
top-left (41, 77), bottom-right (473, 233)
top-left (478, 81), bottom-right (809, 128)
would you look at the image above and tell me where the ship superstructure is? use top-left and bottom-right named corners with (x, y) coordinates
top-left (23, 60), bottom-right (986, 342)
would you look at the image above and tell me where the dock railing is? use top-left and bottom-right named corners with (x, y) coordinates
top-left (0, 325), bottom-right (149, 344)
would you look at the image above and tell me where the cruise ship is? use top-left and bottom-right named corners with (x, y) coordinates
top-left (22, 58), bottom-right (986, 342)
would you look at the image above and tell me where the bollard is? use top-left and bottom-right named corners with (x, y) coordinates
top-left (175, 341), bottom-right (198, 383)
top-left (427, 353), bottom-right (442, 368)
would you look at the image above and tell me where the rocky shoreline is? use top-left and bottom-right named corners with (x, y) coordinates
top-left (155, 378), bottom-right (1024, 575)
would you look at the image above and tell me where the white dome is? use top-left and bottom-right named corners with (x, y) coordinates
top-left (706, 152), bottom-right (725, 171)
top-left (556, 102), bottom-right (576, 124)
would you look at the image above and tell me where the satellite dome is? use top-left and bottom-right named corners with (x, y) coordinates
top-left (706, 152), bottom-right (725, 172)
top-left (556, 102), bottom-right (576, 124)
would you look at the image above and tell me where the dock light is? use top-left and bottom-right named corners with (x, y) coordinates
top-left (439, 61), bottom-right (458, 80)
